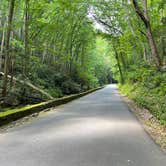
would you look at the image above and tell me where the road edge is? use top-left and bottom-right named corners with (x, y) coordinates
top-left (0, 86), bottom-right (104, 127)
top-left (120, 93), bottom-right (166, 153)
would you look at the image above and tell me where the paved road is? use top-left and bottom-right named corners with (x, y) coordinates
top-left (0, 85), bottom-right (165, 166)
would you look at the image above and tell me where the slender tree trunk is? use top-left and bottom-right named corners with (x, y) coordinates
top-left (24, 0), bottom-right (30, 77)
top-left (119, 52), bottom-right (127, 70)
top-left (0, 24), bottom-right (5, 72)
top-left (42, 44), bottom-right (47, 63)
top-left (10, 31), bottom-right (15, 88)
top-left (132, 0), bottom-right (162, 67)
top-left (161, 37), bottom-right (165, 65)
top-left (0, 9), bottom-right (6, 72)
top-left (113, 45), bottom-right (124, 84)
top-left (81, 45), bottom-right (85, 67)
top-left (146, 25), bottom-right (162, 66)
top-left (143, 45), bottom-right (147, 61)
top-left (123, 1), bottom-right (145, 61)
top-left (2, 0), bottom-right (15, 97)
top-left (21, 0), bottom-right (30, 97)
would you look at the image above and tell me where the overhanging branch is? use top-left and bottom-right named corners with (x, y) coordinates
top-left (93, 15), bottom-right (123, 35)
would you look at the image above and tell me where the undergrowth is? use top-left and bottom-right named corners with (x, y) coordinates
top-left (119, 65), bottom-right (166, 125)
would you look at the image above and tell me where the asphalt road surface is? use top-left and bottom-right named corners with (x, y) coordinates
top-left (0, 85), bottom-right (165, 166)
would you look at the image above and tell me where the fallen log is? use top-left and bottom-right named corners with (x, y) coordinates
top-left (0, 72), bottom-right (54, 100)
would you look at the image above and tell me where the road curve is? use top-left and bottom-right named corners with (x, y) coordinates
top-left (0, 85), bottom-right (165, 166)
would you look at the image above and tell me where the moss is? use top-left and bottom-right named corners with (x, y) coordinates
top-left (0, 86), bottom-right (103, 126)
top-left (0, 101), bottom-right (48, 118)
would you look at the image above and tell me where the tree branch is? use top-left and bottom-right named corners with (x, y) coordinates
top-left (93, 15), bottom-right (123, 35)
top-left (132, 0), bottom-right (149, 28)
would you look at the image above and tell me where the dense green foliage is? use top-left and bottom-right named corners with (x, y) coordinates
top-left (119, 65), bottom-right (166, 124)
top-left (0, 0), bottom-right (165, 124)
top-left (0, 0), bottom-right (112, 108)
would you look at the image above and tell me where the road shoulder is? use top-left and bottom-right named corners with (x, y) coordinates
top-left (120, 94), bottom-right (166, 153)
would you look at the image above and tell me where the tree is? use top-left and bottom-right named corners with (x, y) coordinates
top-left (132, 0), bottom-right (162, 67)
top-left (2, 0), bottom-right (15, 97)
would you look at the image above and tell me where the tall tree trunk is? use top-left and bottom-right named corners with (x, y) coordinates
top-left (0, 9), bottom-right (6, 72)
top-left (119, 52), bottom-right (127, 71)
top-left (10, 31), bottom-right (15, 88)
top-left (0, 24), bottom-right (5, 72)
top-left (123, 1), bottom-right (145, 62)
top-left (146, 24), bottom-right (161, 66)
top-left (113, 45), bottom-right (124, 84)
top-left (81, 45), bottom-right (85, 67)
top-left (143, 45), bottom-right (147, 61)
top-left (132, 0), bottom-right (162, 67)
top-left (42, 44), bottom-right (47, 63)
top-left (24, 0), bottom-right (30, 77)
top-left (21, 0), bottom-right (30, 97)
top-left (2, 0), bottom-right (15, 97)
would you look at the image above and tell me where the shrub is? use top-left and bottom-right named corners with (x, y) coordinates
top-left (119, 64), bottom-right (166, 124)
top-left (61, 80), bottom-right (81, 94)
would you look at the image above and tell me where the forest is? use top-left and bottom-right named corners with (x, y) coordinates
top-left (0, 0), bottom-right (165, 124)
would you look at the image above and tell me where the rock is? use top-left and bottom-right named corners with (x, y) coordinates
top-left (4, 96), bottom-right (19, 106)
top-left (31, 113), bottom-right (39, 117)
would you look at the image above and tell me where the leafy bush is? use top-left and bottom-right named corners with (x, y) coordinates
top-left (61, 80), bottom-right (81, 94)
top-left (74, 69), bottom-right (99, 89)
top-left (46, 87), bottom-right (63, 98)
top-left (119, 65), bottom-right (166, 125)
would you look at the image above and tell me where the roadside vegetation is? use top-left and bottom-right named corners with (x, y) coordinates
top-left (0, 0), bottom-right (113, 112)
top-left (119, 66), bottom-right (166, 125)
